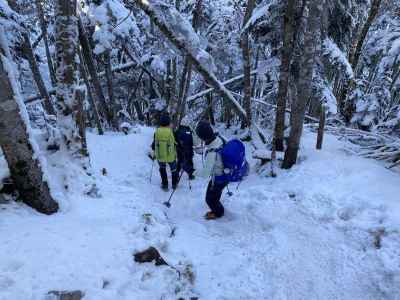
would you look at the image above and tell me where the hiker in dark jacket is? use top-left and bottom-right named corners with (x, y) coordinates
top-left (149, 113), bottom-right (179, 191)
top-left (174, 117), bottom-right (195, 180)
top-left (195, 121), bottom-right (227, 220)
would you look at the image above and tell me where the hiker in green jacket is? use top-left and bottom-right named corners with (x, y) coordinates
top-left (149, 113), bottom-right (179, 191)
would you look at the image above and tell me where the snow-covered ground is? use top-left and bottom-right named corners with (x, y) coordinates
top-left (0, 127), bottom-right (400, 300)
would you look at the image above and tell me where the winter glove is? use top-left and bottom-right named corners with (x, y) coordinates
top-left (194, 146), bottom-right (203, 155)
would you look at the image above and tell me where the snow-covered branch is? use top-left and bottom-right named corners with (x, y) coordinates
top-left (133, 0), bottom-right (247, 119)
top-left (187, 70), bottom-right (257, 103)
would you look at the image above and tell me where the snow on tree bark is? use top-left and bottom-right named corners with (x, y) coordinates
top-left (55, 0), bottom-right (88, 158)
top-left (77, 48), bottom-right (104, 135)
top-left (55, 0), bottom-right (78, 113)
top-left (172, 0), bottom-right (202, 127)
top-left (78, 18), bottom-right (114, 127)
top-left (274, 0), bottom-right (297, 151)
top-left (0, 28), bottom-right (58, 214)
top-left (35, 0), bottom-right (57, 87)
top-left (339, 0), bottom-right (382, 123)
top-left (21, 32), bottom-right (56, 116)
top-left (282, 0), bottom-right (322, 169)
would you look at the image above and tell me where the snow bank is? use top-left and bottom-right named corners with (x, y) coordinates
top-left (0, 127), bottom-right (399, 299)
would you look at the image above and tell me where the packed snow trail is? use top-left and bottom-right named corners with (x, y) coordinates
top-left (89, 127), bottom-right (400, 299)
top-left (0, 127), bottom-right (399, 299)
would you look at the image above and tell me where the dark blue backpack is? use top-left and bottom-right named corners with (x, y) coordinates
top-left (176, 126), bottom-right (193, 152)
top-left (214, 139), bottom-right (248, 184)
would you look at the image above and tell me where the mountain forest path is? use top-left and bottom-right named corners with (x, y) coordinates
top-left (89, 127), bottom-right (400, 300)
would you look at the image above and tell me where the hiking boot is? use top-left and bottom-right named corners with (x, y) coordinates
top-left (189, 174), bottom-right (195, 180)
top-left (161, 184), bottom-right (169, 192)
top-left (204, 211), bottom-right (218, 220)
top-left (172, 183), bottom-right (178, 190)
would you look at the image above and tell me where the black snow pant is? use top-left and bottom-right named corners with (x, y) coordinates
top-left (205, 180), bottom-right (228, 218)
top-left (176, 150), bottom-right (195, 177)
top-left (159, 161), bottom-right (178, 188)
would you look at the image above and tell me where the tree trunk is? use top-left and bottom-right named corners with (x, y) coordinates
top-left (206, 92), bottom-right (215, 125)
top-left (21, 32), bottom-right (56, 116)
top-left (177, 60), bottom-right (193, 124)
top-left (172, 57), bottom-right (190, 126)
top-left (55, 0), bottom-right (86, 155)
top-left (273, 0), bottom-right (297, 151)
top-left (104, 51), bottom-right (114, 109)
top-left (282, 0), bottom-right (321, 169)
top-left (172, 0), bottom-right (202, 127)
top-left (104, 50), bottom-right (119, 129)
top-left (316, 104), bottom-right (326, 150)
top-left (135, 0), bottom-right (247, 119)
top-left (127, 69), bottom-right (145, 121)
top-left (240, 0), bottom-right (255, 130)
top-left (74, 89), bottom-right (88, 156)
top-left (224, 98), bottom-right (232, 128)
top-left (166, 59), bottom-right (172, 107)
top-left (0, 31), bottom-right (59, 214)
top-left (78, 18), bottom-right (113, 126)
top-left (133, 101), bottom-right (145, 122)
top-left (35, 0), bottom-right (57, 87)
top-left (251, 44), bottom-right (260, 98)
top-left (172, 58), bottom-right (177, 104)
top-left (339, 0), bottom-right (382, 122)
top-left (55, 0), bottom-right (78, 114)
top-left (10, 0), bottom-right (55, 115)
top-left (77, 49), bottom-right (103, 135)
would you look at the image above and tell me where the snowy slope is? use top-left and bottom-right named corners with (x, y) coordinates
top-left (0, 127), bottom-right (399, 300)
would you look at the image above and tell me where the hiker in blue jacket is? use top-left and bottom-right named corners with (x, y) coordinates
top-left (174, 117), bottom-right (195, 180)
top-left (195, 121), bottom-right (248, 220)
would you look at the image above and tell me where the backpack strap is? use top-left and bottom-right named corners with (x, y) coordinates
top-left (217, 134), bottom-right (227, 145)
top-left (205, 136), bottom-right (225, 156)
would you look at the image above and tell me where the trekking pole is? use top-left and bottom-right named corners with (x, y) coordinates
top-left (188, 175), bottom-right (192, 190)
top-left (163, 171), bottom-right (184, 208)
top-left (149, 159), bottom-right (155, 183)
top-left (236, 181), bottom-right (242, 191)
top-left (226, 184), bottom-right (233, 197)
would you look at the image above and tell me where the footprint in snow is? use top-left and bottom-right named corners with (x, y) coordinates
top-left (0, 275), bottom-right (15, 289)
top-left (1, 260), bottom-right (24, 273)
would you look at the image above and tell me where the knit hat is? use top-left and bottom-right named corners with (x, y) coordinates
top-left (159, 113), bottom-right (171, 127)
top-left (195, 120), bottom-right (215, 142)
